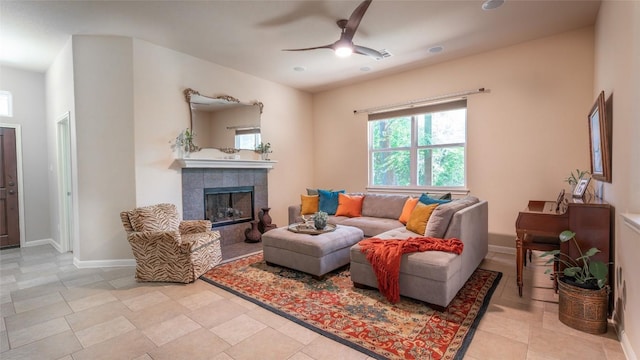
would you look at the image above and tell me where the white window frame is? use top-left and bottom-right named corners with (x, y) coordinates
top-left (0, 91), bottom-right (13, 117)
top-left (366, 99), bottom-right (468, 195)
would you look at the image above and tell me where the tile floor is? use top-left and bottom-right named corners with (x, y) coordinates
top-left (0, 244), bottom-right (627, 360)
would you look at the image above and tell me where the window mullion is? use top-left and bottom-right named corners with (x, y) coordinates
top-left (410, 115), bottom-right (418, 186)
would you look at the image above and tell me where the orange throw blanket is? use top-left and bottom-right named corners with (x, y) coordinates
top-left (358, 237), bottom-right (464, 303)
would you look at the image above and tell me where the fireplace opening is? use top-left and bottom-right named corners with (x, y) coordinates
top-left (204, 186), bottom-right (254, 227)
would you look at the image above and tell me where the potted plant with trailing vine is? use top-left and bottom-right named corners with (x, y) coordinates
top-left (541, 230), bottom-right (609, 334)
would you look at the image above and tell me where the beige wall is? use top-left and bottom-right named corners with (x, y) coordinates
top-left (132, 39), bottom-right (314, 228)
top-left (594, 0), bottom-right (640, 357)
top-left (72, 36), bottom-right (137, 262)
top-left (313, 27), bottom-right (595, 247)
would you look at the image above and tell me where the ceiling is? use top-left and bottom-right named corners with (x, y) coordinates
top-left (0, 0), bottom-right (601, 93)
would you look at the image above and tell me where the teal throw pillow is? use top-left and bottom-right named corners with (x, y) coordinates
top-left (419, 193), bottom-right (452, 205)
top-left (318, 189), bottom-right (345, 215)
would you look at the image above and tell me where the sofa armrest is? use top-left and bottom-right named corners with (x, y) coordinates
top-left (179, 220), bottom-right (212, 234)
top-left (449, 201), bottom-right (489, 280)
top-left (288, 205), bottom-right (302, 224)
top-left (181, 230), bottom-right (221, 253)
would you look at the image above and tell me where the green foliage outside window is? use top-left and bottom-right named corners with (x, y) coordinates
top-left (369, 107), bottom-right (466, 188)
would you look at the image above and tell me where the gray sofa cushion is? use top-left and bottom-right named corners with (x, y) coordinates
top-left (331, 216), bottom-right (404, 238)
top-left (425, 196), bottom-right (479, 238)
top-left (361, 194), bottom-right (408, 219)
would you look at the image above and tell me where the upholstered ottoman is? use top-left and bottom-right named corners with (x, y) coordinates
top-left (262, 225), bottom-right (364, 278)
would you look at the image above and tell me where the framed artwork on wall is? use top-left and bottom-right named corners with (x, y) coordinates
top-left (588, 91), bottom-right (612, 183)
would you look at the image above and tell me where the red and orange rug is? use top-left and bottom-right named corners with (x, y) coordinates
top-left (201, 253), bottom-right (501, 360)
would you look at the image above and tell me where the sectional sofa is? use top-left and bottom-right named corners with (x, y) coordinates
top-left (287, 193), bottom-right (488, 307)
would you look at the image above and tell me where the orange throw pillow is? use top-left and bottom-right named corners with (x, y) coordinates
top-left (335, 193), bottom-right (364, 217)
top-left (300, 195), bottom-right (319, 215)
top-left (398, 197), bottom-right (420, 225)
top-left (406, 202), bottom-right (439, 235)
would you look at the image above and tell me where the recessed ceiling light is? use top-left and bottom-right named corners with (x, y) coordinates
top-left (360, 66), bottom-right (372, 72)
top-left (293, 66), bottom-right (306, 72)
top-left (428, 45), bottom-right (444, 54)
top-left (482, 0), bottom-right (504, 10)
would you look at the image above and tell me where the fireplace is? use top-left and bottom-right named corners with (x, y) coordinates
top-left (204, 186), bottom-right (254, 227)
top-left (182, 167), bottom-right (268, 246)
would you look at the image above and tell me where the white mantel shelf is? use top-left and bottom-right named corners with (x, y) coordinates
top-left (176, 158), bottom-right (277, 169)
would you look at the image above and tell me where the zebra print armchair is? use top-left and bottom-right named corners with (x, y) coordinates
top-left (120, 203), bottom-right (222, 283)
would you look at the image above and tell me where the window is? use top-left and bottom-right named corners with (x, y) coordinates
top-left (368, 99), bottom-right (467, 189)
top-left (234, 128), bottom-right (261, 150)
top-left (0, 91), bottom-right (13, 117)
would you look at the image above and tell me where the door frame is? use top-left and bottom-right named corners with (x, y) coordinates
top-left (56, 112), bottom-right (74, 253)
top-left (0, 123), bottom-right (25, 247)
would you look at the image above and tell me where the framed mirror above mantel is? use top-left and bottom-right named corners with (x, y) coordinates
top-left (183, 88), bottom-right (264, 153)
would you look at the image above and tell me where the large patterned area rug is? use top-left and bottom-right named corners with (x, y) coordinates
top-left (201, 253), bottom-right (501, 360)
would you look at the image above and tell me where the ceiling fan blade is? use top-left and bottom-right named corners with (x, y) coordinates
top-left (344, 0), bottom-right (372, 41)
top-left (282, 44), bottom-right (334, 52)
top-left (354, 45), bottom-right (383, 59)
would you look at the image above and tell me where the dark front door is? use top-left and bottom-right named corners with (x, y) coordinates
top-left (0, 127), bottom-right (20, 248)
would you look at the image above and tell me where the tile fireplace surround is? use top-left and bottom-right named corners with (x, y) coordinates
top-left (182, 167), bottom-right (269, 246)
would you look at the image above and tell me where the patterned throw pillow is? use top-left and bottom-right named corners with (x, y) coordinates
top-left (300, 195), bottom-right (319, 215)
top-left (318, 189), bottom-right (345, 215)
top-left (335, 193), bottom-right (364, 217)
top-left (398, 197), bottom-right (420, 225)
top-left (406, 202), bottom-right (439, 235)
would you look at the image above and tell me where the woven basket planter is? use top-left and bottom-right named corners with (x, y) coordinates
top-left (558, 279), bottom-right (608, 334)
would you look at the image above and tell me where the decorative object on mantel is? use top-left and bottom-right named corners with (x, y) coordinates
top-left (255, 142), bottom-right (272, 160)
top-left (244, 220), bottom-right (262, 243)
top-left (172, 128), bottom-right (199, 157)
top-left (218, 147), bottom-right (240, 154)
top-left (258, 207), bottom-right (277, 233)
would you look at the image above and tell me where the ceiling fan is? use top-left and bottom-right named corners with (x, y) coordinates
top-left (283, 0), bottom-right (383, 59)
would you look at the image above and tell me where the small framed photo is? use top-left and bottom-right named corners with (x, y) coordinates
top-left (573, 178), bottom-right (590, 198)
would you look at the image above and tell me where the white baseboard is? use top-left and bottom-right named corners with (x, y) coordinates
top-left (73, 258), bottom-right (136, 268)
top-left (488, 244), bottom-right (516, 255)
top-left (23, 238), bottom-right (63, 252)
top-left (619, 329), bottom-right (638, 360)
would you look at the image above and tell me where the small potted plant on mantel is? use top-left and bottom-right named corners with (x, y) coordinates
top-left (255, 142), bottom-right (272, 160)
top-left (541, 230), bottom-right (609, 334)
top-left (172, 128), bottom-right (199, 157)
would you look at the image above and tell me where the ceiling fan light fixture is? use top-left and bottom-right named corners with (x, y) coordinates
top-left (335, 44), bottom-right (353, 57)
